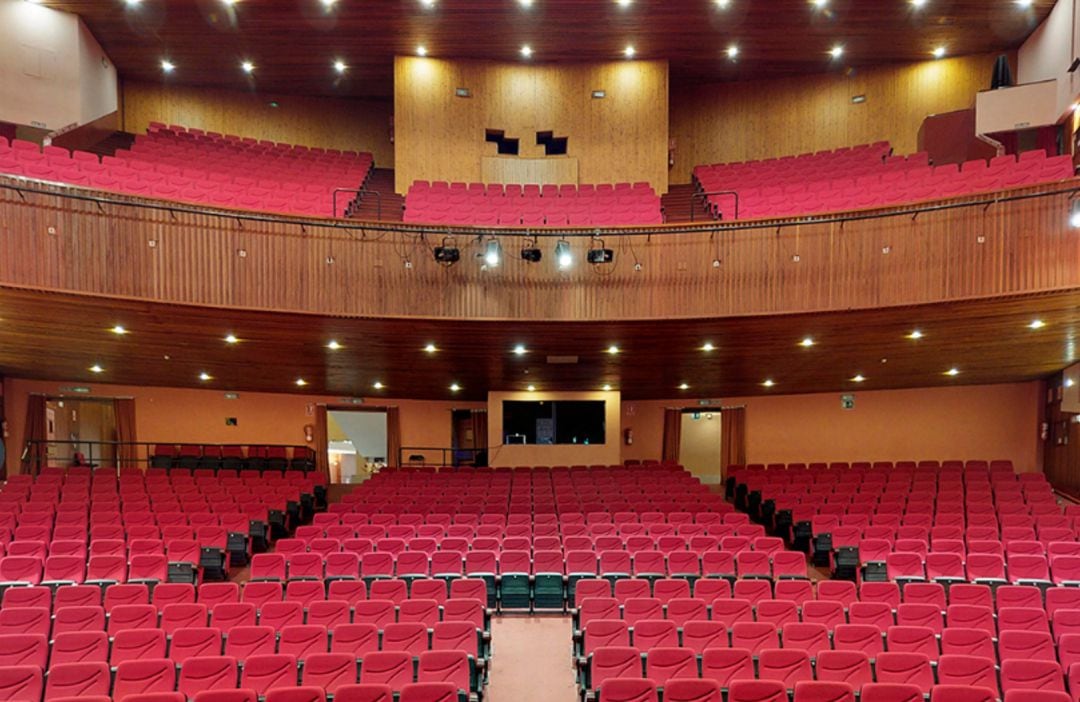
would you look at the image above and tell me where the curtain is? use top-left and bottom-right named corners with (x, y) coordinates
top-left (661, 409), bottom-right (682, 464)
top-left (114, 398), bottom-right (137, 470)
top-left (20, 395), bottom-right (47, 476)
top-left (386, 407), bottom-right (402, 468)
top-left (470, 410), bottom-right (489, 467)
top-left (721, 406), bottom-right (747, 482)
top-left (314, 405), bottom-right (330, 483)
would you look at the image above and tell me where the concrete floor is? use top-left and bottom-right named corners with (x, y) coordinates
top-left (484, 615), bottom-right (579, 702)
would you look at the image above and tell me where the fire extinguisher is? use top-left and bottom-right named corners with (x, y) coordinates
top-left (624, 428), bottom-right (633, 446)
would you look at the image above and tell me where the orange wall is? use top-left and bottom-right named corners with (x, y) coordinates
top-left (2, 378), bottom-right (482, 474)
top-left (621, 382), bottom-right (1043, 472)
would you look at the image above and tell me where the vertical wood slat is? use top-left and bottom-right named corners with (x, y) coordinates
top-left (0, 177), bottom-right (1078, 321)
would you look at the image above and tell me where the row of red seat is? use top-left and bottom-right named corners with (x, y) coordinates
top-left (591, 678), bottom-right (1036, 702)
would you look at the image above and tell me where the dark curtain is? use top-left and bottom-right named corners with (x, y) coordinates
top-left (114, 398), bottom-right (137, 470)
top-left (721, 407), bottom-right (747, 481)
top-left (314, 405), bottom-right (330, 483)
top-left (20, 395), bottom-right (47, 476)
top-left (386, 407), bottom-right (402, 468)
top-left (471, 410), bottom-right (489, 467)
top-left (661, 408), bottom-right (682, 464)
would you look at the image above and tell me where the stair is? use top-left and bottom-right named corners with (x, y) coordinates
top-left (662, 182), bottom-right (715, 224)
top-left (86, 131), bottom-right (136, 159)
top-left (350, 168), bottom-right (403, 222)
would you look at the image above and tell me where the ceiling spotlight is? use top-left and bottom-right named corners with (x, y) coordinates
top-left (160, 60), bottom-right (175, 73)
top-left (829, 45), bottom-right (844, 59)
top-left (1070, 200), bottom-right (1080, 227)
top-left (726, 45), bottom-right (739, 60)
top-left (241, 61), bottom-right (255, 74)
top-left (424, 343), bottom-right (437, 353)
top-left (199, 372), bottom-right (212, 381)
top-left (333, 59), bottom-right (347, 74)
top-left (602, 384), bottom-right (613, 391)
top-left (1029, 319), bottom-right (1046, 329)
top-left (221, 0), bottom-right (238, 5)
top-left (449, 382), bottom-right (461, 392)
top-left (945, 368), bottom-right (960, 377)
top-left (434, 238), bottom-right (461, 265)
top-left (624, 45), bottom-right (636, 59)
top-left (416, 46), bottom-right (428, 57)
top-left (326, 340), bottom-right (342, 350)
top-left (111, 325), bottom-right (127, 335)
top-left (520, 45), bottom-right (533, 59)
top-left (587, 238), bottom-right (614, 265)
top-left (762, 379), bottom-right (775, 388)
top-left (907, 330), bottom-right (924, 340)
top-left (89, 364), bottom-right (104, 374)
top-left (932, 46), bottom-right (946, 59)
top-left (851, 374), bottom-right (866, 383)
top-left (678, 383), bottom-right (690, 390)
top-left (373, 381), bottom-right (385, 390)
top-left (555, 239), bottom-right (573, 269)
top-left (295, 378), bottom-right (308, 387)
top-left (225, 333), bottom-right (239, 344)
top-left (521, 239), bottom-right (542, 263)
top-left (799, 337), bottom-right (815, 347)
top-left (527, 385), bottom-right (536, 392)
top-left (607, 345), bottom-right (620, 355)
top-left (484, 238), bottom-right (502, 267)
top-left (513, 344), bottom-right (527, 356)
top-left (702, 342), bottom-right (716, 352)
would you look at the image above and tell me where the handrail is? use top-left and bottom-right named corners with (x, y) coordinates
top-left (398, 446), bottom-right (487, 468)
top-left (333, 187), bottom-right (383, 221)
top-left (0, 172), bottom-right (1077, 237)
top-left (691, 190), bottom-right (739, 221)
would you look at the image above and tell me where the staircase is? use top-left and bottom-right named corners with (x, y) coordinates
top-left (86, 131), bottom-right (136, 159)
top-left (662, 182), bottom-right (715, 224)
top-left (350, 168), bottom-right (403, 222)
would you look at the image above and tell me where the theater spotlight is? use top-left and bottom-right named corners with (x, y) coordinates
top-left (434, 237), bottom-right (460, 265)
top-left (484, 238), bottom-right (502, 267)
top-left (520, 238), bottom-right (542, 263)
top-left (587, 238), bottom-right (614, 265)
top-left (555, 239), bottom-right (573, 269)
top-left (1070, 199), bottom-right (1080, 228)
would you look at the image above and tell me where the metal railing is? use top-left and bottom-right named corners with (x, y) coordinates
top-left (20, 439), bottom-right (315, 476)
top-left (691, 190), bottom-right (739, 221)
top-left (398, 446), bottom-right (488, 468)
top-left (333, 187), bottom-right (383, 221)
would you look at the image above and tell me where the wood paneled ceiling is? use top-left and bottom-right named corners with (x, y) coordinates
top-left (42, 0), bottom-right (1052, 98)
top-left (0, 287), bottom-right (1076, 401)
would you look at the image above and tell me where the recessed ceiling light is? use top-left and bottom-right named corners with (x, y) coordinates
top-left (295, 378), bottom-right (308, 387)
top-left (679, 383), bottom-right (690, 390)
top-left (419, 0), bottom-right (435, 6)
top-left (945, 368), bottom-right (960, 377)
top-left (199, 372), bottom-right (212, 381)
top-left (222, 0), bottom-right (238, 5)
top-left (762, 379), bottom-right (775, 388)
top-left (241, 61), bottom-right (255, 74)
top-left (1029, 319), bottom-right (1046, 329)
top-left (932, 46), bottom-right (946, 59)
top-left (607, 345), bottom-right (620, 355)
top-left (160, 60), bottom-right (175, 73)
top-left (333, 59), bottom-right (347, 74)
top-left (124, 0), bottom-right (142, 5)
top-left (811, 0), bottom-right (827, 7)
top-left (624, 45), bottom-right (636, 59)
top-left (225, 333), bottom-right (239, 344)
top-left (799, 337), bottom-right (815, 347)
top-left (512, 344), bottom-right (527, 355)
top-left (715, 0), bottom-right (731, 7)
top-left (1016, 0), bottom-right (1033, 7)
top-left (851, 374), bottom-right (866, 383)
top-left (326, 340), bottom-right (342, 350)
top-left (373, 381), bottom-right (384, 390)
top-left (518, 0), bottom-right (533, 6)
top-left (450, 383), bottom-right (461, 392)
top-left (616, 0), bottom-right (631, 6)
top-left (726, 45), bottom-right (740, 60)
top-left (602, 384), bottom-right (613, 391)
top-left (829, 45), bottom-right (844, 59)
top-left (320, 0), bottom-right (337, 6)
top-left (910, 0), bottom-right (927, 6)
top-left (424, 343), bottom-right (437, 353)
top-left (110, 325), bottom-right (127, 335)
top-left (1067, 378), bottom-right (1076, 388)
top-left (907, 330), bottom-right (924, 340)
top-left (702, 342), bottom-right (716, 352)
top-left (89, 364), bottom-right (104, 374)
top-left (527, 385), bottom-right (536, 392)
top-left (416, 46), bottom-right (428, 57)
top-left (520, 45), bottom-right (533, 59)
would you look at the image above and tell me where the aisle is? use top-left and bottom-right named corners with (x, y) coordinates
top-left (485, 615), bottom-right (579, 702)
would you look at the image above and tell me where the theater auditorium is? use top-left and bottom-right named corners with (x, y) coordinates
top-left (1, 1), bottom-right (1080, 701)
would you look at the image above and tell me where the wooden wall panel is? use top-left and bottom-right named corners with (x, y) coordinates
top-left (121, 80), bottom-right (395, 167)
top-left (394, 57), bottom-right (669, 194)
top-left (670, 53), bottom-right (1004, 183)
top-left (1, 177), bottom-right (1078, 322)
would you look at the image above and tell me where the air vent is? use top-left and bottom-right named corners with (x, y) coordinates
top-left (547, 355), bottom-right (579, 364)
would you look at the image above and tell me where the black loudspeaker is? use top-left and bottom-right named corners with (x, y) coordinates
top-left (991, 54), bottom-right (1014, 90)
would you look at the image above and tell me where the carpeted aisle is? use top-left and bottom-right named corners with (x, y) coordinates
top-left (484, 615), bottom-right (579, 702)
